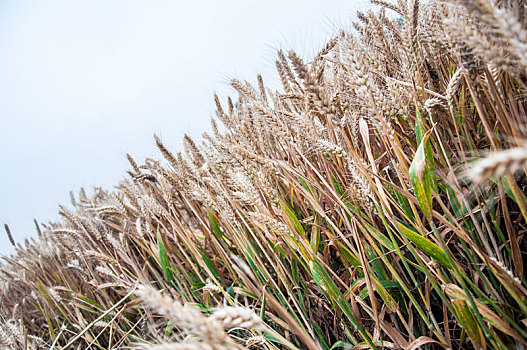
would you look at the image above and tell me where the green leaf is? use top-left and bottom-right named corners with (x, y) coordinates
top-left (207, 209), bottom-right (223, 239)
top-left (337, 244), bottom-right (361, 267)
top-left (367, 246), bottom-right (388, 281)
top-left (397, 222), bottom-right (453, 269)
top-left (331, 175), bottom-right (345, 196)
top-left (363, 221), bottom-right (394, 251)
top-left (157, 230), bottom-right (174, 283)
top-left (165, 320), bottom-right (175, 337)
top-left (77, 295), bottom-right (104, 311)
top-left (409, 130), bottom-right (433, 220)
top-left (371, 277), bottom-right (399, 312)
top-left (377, 280), bottom-right (402, 289)
top-left (35, 281), bottom-right (55, 340)
top-left (415, 110), bottom-right (426, 144)
top-left (199, 249), bottom-right (220, 281)
top-left (310, 225), bottom-right (321, 253)
top-left (310, 259), bottom-right (376, 349)
top-left (452, 299), bottom-right (486, 350)
top-left (445, 183), bottom-right (467, 217)
top-left (279, 199), bottom-right (305, 236)
top-left (262, 331), bottom-right (281, 344)
top-left (227, 282), bottom-right (235, 299)
top-left (415, 113), bottom-right (435, 166)
top-left (299, 176), bottom-right (314, 196)
top-left (329, 341), bottom-right (353, 349)
top-left (492, 176), bottom-right (527, 206)
top-left (291, 259), bottom-right (300, 284)
top-left (394, 189), bottom-right (413, 221)
top-left (312, 323), bottom-right (331, 349)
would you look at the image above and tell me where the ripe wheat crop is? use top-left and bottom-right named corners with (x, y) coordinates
top-left (2, 0), bottom-right (527, 349)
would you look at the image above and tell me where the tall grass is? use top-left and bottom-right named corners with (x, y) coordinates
top-left (2, 0), bottom-right (527, 348)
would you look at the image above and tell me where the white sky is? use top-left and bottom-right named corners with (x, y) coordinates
top-left (0, 0), bottom-right (369, 256)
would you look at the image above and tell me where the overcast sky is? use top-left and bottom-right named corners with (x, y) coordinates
top-left (0, 0), bottom-right (369, 256)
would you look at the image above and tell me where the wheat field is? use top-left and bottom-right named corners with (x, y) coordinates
top-left (1, 0), bottom-right (527, 349)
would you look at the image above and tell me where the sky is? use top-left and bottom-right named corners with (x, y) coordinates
top-left (0, 0), bottom-right (369, 256)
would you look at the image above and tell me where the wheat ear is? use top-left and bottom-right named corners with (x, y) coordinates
top-left (4, 224), bottom-right (15, 247)
top-left (209, 307), bottom-right (265, 330)
top-left (135, 285), bottom-right (226, 343)
top-left (464, 145), bottom-right (527, 185)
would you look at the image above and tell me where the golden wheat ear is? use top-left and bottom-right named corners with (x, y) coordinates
top-left (462, 144), bottom-right (527, 186)
top-left (135, 285), bottom-right (228, 343)
top-left (3, 224), bottom-right (15, 247)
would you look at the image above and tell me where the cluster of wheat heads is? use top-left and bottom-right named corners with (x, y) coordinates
top-left (2, 0), bottom-right (527, 349)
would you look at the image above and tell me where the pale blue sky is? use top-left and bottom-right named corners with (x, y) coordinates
top-left (0, 0), bottom-right (368, 255)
